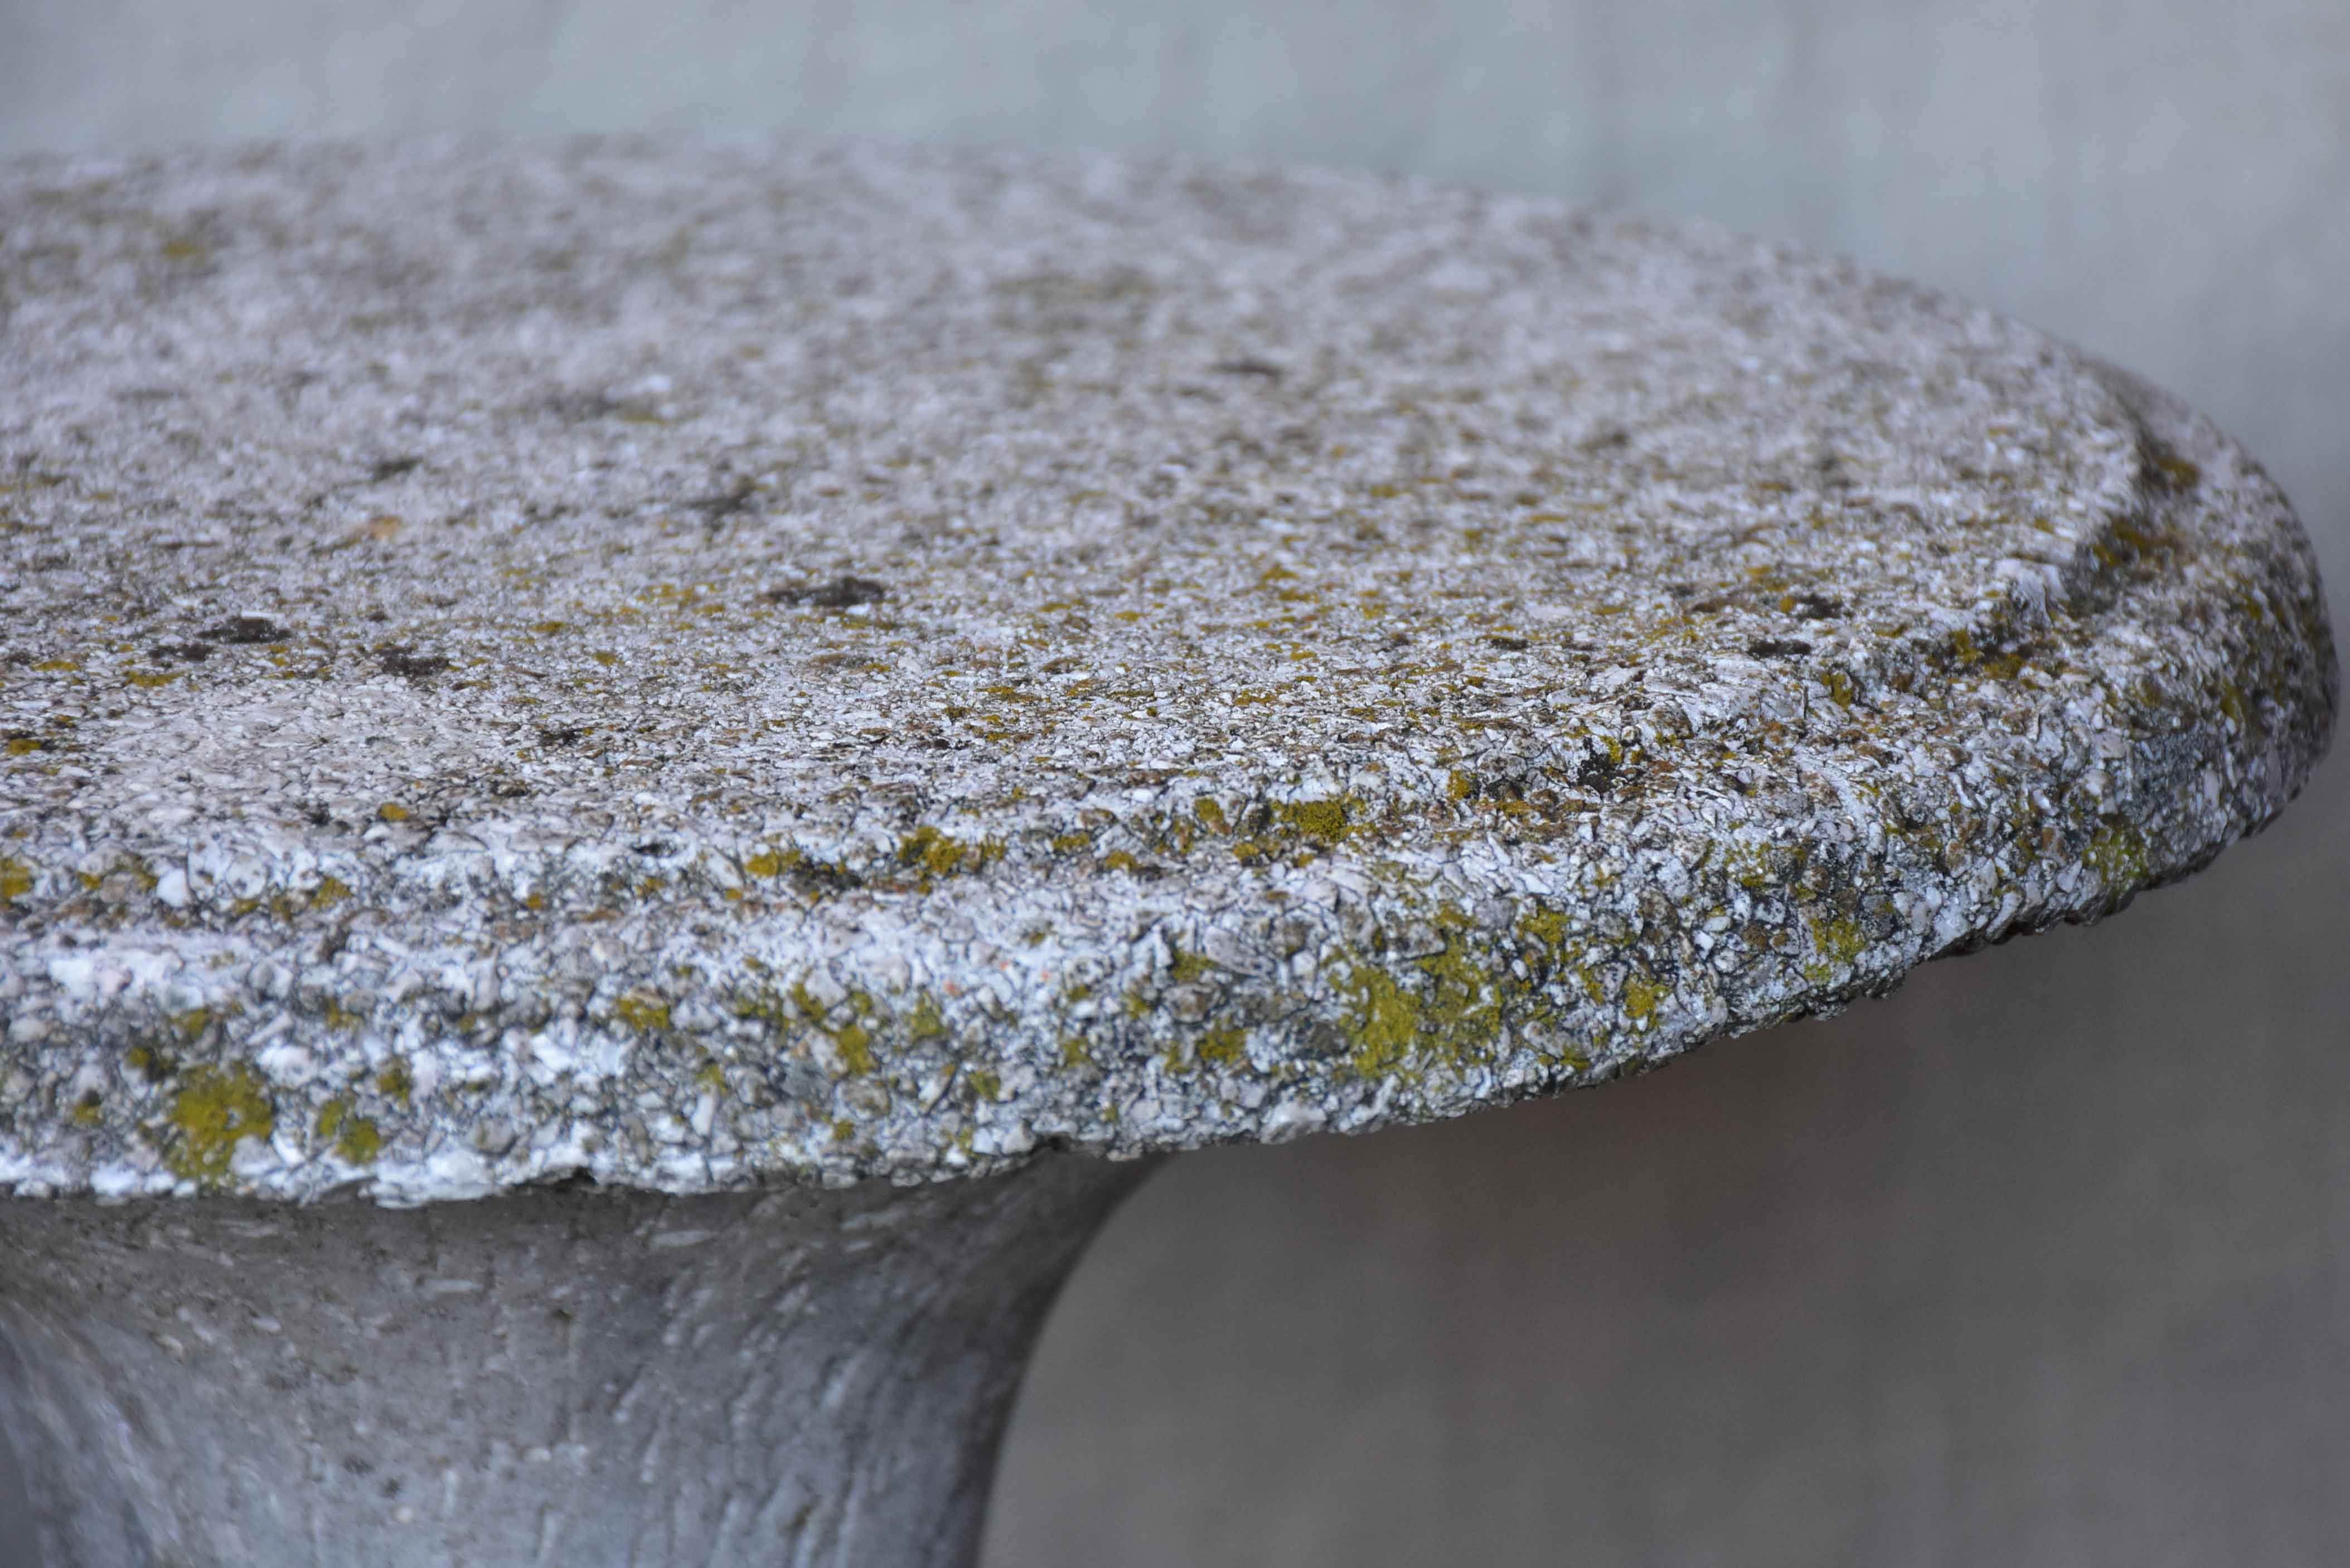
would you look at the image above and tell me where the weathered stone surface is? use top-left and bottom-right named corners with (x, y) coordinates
top-left (0, 1153), bottom-right (1150, 1567)
top-left (0, 140), bottom-right (2332, 1201)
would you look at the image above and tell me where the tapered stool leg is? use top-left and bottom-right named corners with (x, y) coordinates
top-left (0, 1154), bottom-right (1153, 1568)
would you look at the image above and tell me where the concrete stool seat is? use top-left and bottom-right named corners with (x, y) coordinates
top-left (0, 140), bottom-right (2332, 1566)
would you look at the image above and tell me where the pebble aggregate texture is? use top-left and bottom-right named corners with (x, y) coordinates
top-left (0, 139), bottom-right (2333, 1203)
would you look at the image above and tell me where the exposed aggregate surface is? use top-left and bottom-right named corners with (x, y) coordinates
top-left (0, 139), bottom-right (2333, 1202)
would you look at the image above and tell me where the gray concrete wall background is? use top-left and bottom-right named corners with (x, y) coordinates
top-left (2, 3), bottom-right (2345, 1564)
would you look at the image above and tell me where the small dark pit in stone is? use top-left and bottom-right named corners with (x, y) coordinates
top-left (536, 725), bottom-right (586, 747)
top-left (765, 575), bottom-right (888, 610)
top-left (151, 641), bottom-right (213, 664)
top-left (1485, 635), bottom-right (1528, 652)
top-left (1211, 357), bottom-right (1283, 378)
top-left (687, 478), bottom-right (759, 520)
top-left (1301, 1021), bottom-right (1350, 1060)
top-left (792, 860), bottom-right (863, 895)
top-left (633, 839), bottom-right (675, 857)
top-left (366, 456), bottom-right (422, 483)
top-left (1748, 637), bottom-right (1814, 658)
top-left (201, 615), bottom-right (287, 644)
top-left (379, 646), bottom-right (451, 679)
top-left (542, 390), bottom-right (622, 423)
top-left (1789, 593), bottom-right (1845, 620)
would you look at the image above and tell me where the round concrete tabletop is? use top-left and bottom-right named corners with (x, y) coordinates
top-left (0, 140), bottom-right (2332, 1202)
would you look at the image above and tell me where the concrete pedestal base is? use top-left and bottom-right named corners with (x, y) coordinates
top-left (0, 1154), bottom-right (1151, 1567)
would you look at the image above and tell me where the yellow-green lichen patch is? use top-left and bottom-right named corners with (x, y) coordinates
top-left (1336, 920), bottom-right (1516, 1077)
top-left (1799, 911), bottom-right (1870, 986)
top-left (1410, 924), bottom-right (1507, 1062)
top-left (612, 991), bottom-right (672, 1032)
top-left (376, 1060), bottom-right (414, 1106)
top-left (791, 983), bottom-right (876, 1076)
top-left (895, 825), bottom-right (1004, 883)
top-left (164, 1064), bottom-right (276, 1184)
top-left (1195, 1022), bottom-right (1247, 1067)
top-left (1167, 949), bottom-right (1220, 984)
top-left (2082, 817), bottom-right (2149, 889)
top-left (315, 1097), bottom-right (382, 1163)
top-left (1273, 797), bottom-right (1356, 846)
top-left (0, 857), bottom-right (31, 901)
top-left (744, 845), bottom-right (796, 879)
top-left (1620, 970), bottom-right (1666, 1031)
top-left (1339, 963), bottom-right (1422, 1077)
top-left (1517, 904), bottom-right (1569, 958)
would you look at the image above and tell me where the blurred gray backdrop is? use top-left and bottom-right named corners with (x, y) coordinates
top-left (3, 3), bottom-right (2346, 1565)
